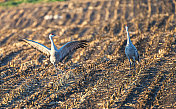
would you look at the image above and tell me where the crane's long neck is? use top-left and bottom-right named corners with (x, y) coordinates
top-left (49, 36), bottom-right (57, 52)
top-left (126, 29), bottom-right (132, 45)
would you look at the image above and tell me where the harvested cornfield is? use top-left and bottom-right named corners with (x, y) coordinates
top-left (0, 0), bottom-right (175, 108)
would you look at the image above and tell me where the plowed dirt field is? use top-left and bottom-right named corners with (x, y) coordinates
top-left (0, 0), bottom-right (176, 108)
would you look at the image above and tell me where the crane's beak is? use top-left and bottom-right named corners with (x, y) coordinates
top-left (53, 35), bottom-right (57, 37)
top-left (51, 34), bottom-right (56, 37)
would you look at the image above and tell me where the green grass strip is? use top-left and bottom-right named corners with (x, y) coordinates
top-left (0, 0), bottom-right (65, 7)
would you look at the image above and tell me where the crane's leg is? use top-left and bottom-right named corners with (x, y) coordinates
top-left (53, 63), bottom-right (63, 79)
top-left (133, 57), bottom-right (136, 70)
top-left (126, 57), bottom-right (132, 76)
top-left (57, 64), bottom-right (63, 75)
top-left (128, 57), bottom-right (132, 70)
top-left (53, 64), bottom-right (58, 71)
top-left (53, 64), bottom-right (64, 86)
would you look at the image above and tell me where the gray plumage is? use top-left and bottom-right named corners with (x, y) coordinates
top-left (125, 26), bottom-right (140, 69)
top-left (20, 34), bottom-right (87, 69)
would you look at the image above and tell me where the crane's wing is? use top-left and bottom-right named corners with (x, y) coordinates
top-left (57, 40), bottom-right (88, 62)
top-left (19, 39), bottom-right (51, 57)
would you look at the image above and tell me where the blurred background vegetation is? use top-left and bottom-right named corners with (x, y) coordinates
top-left (0, 0), bottom-right (65, 7)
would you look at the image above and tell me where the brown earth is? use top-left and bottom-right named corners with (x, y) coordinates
top-left (0, 0), bottom-right (176, 108)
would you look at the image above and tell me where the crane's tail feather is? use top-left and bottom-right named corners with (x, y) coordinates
top-left (18, 39), bottom-right (25, 42)
top-left (77, 40), bottom-right (88, 48)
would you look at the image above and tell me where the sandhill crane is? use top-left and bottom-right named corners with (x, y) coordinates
top-left (20, 34), bottom-right (87, 70)
top-left (125, 26), bottom-right (140, 69)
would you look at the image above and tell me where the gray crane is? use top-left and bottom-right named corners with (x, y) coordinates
top-left (125, 26), bottom-right (140, 69)
top-left (20, 34), bottom-right (87, 70)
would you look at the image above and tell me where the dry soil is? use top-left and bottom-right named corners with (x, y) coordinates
top-left (0, 0), bottom-right (176, 108)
